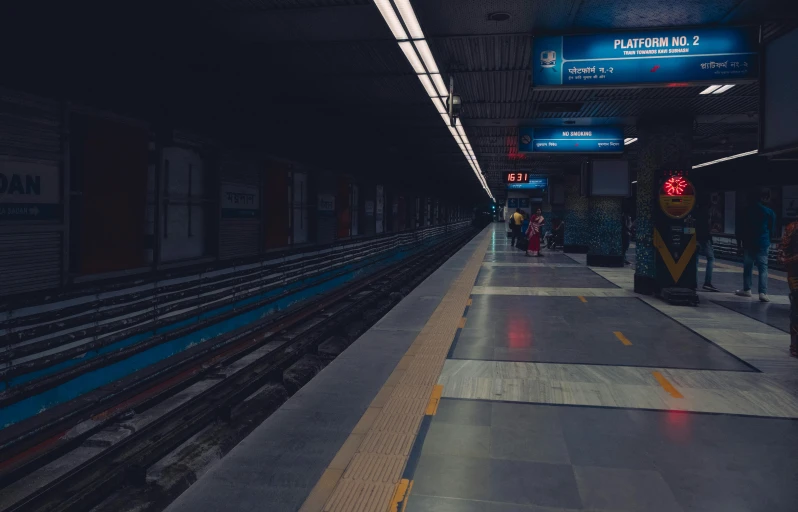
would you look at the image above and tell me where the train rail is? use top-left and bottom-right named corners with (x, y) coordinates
top-left (0, 225), bottom-right (480, 512)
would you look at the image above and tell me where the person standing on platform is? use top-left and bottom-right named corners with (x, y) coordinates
top-left (525, 208), bottom-right (545, 257)
top-left (736, 189), bottom-right (776, 302)
top-left (509, 208), bottom-right (524, 247)
top-left (779, 219), bottom-right (798, 357)
top-left (696, 203), bottom-right (719, 292)
top-left (622, 213), bottom-right (633, 265)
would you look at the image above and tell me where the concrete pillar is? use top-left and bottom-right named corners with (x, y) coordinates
top-left (634, 116), bottom-right (693, 294)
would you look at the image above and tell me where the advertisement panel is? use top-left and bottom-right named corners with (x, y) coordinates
top-left (220, 183), bottom-right (259, 218)
top-left (533, 27), bottom-right (758, 88)
top-left (519, 127), bottom-right (623, 153)
top-left (0, 160), bottom-right (61, 220)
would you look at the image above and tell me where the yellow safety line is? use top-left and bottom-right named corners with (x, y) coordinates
top-left (425, 384), bottom-right (444, 416)
top-left (389, 479), bottom-right (412, 512)
top-left (652, 371), bottom-right (684, 398)
top-left (578, 296), bottom-right (587, 303)
top-left (613, 331), bottom-right (632, 346)
top-left (458, 317), bottom-right (467, 328)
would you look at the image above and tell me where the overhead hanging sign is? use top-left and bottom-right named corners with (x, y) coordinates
top-left (533, 27), bottom-right (759, 88)
top-left (519, 126), bottom-right (623, 153)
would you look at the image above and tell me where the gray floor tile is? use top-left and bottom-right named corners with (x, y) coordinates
top-left (563, 430), bottom-right (659, 471)
top-left (711, 299), bottom-right (789, 332)
top-left (574, 466), bottom-right (682, 512)
top-left (490, 426), bottom-right (570, 464)
top-left (662, 468), bottom-right (792, 512)
top-left (489, 459), bottom-right (582, 509)
top-left (421, 423), bottom-right (491, 458)
top-left (452, 346), bottom-right (497, 360)
top-left (412, 454), bottom-right (492, 501)
top-left (491, 402), bottom-right (563, 434)
top-left (476, 266), bottom-right (616, 289)
top-left (406, 495), bottom-right (489, 512)
top-left (435, 399), bottom-right (493, 427)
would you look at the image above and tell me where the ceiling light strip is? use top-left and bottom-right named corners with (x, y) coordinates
top-left (373, 0), bottom-right (408, 39)
top-left (413, 40), bottom-right (439, 73)
top-left (374, 0), bottom-right (493, 200)
top-left (700, 85), bottom-right (721, 95)
top-left (692, 149), bottom-right (758, 169)
top-left (430, 74), bottom-right (448, 97)
top-left (417, 73), bottom-right (439, 97)
top-left (392, 0), bottom-right (424, 39)
top-left (398, 41), bottom-right (425, 73)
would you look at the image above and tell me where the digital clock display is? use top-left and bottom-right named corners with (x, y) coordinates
top-left (503, 172), bottom-right (530, 183)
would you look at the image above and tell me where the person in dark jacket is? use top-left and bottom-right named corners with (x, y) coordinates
top-left (736, 189), bottom-right (776, 302)
top-left (695, 204), bottom-right (719, 292)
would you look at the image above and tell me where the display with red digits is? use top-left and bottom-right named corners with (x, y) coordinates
top-left (503, 172), bottom-right (530, 183)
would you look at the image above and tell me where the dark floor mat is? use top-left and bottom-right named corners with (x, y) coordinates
top-left (451, 296), bottom-right (755, 371)
top-left (711, 300), bottom-right (789, 333)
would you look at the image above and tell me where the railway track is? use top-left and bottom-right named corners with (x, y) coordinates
top-left (0, 226), bottom-right (480, 512)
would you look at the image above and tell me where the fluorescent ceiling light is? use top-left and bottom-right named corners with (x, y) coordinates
top-left (700, 85), bottom-right (721, 94)
top-left (373, 0), bottom-right (491, 200)
top-left (692, 149), bottom-right (758, 169)
top-left (624, 138), bottom-right (638, 145)
top-left (393, 0), bottom-right (424, 39)
top-left (398, 41), bottom-right (425, 73)
top-left (373, 0), bottom-right (407, 40)
top-left (416, 74), bottom-right (438, 97)
top-left (632, 180), bottom-right (638, 184)
top-left (431, 74), bottom-right (448, 97)
top-left (713, 84), bottom-right (735, 94)
top-left (413, 40), bottom-right (438, 73)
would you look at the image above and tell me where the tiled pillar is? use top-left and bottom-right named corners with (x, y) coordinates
top-left (586, 196), bottom-right (623, 266)
top-left (563, 174), bottom-right (589, 252)
top-left (634, 117), bottom-right (693, 294)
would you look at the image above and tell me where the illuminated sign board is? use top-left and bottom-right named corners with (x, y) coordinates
top-left (507, 178), bottom-right (547, 190)
top-left (659, 176), bottom-right (696, 219)
top-left (533, 27), bottom-right (758, 88)
top-left (519, 126), bottom-right (623, 153)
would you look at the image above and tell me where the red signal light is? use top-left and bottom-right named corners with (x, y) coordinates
top-left (663, 177), bottom-right (687, 196)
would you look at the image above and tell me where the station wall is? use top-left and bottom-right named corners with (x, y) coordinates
top-left (0, 88), bottom-right (470, 302)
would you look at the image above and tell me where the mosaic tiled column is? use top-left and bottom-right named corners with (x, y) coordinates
top-left (563, 174), bottom-right (589, 251)
top-left (586, 196), bottom-right (623, 266)
top-left (634, 117), bottom-right (693, 294)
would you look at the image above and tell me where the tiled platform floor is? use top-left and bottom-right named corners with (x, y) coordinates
top-left (450, 295), bottom-right (754, 371)
top-left (407, 400), bottom-right (798, 512)
top-left (166, 224), bottom-right (798, 512)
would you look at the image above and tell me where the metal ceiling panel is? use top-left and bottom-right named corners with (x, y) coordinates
top-left (572, 0), bottom-right (744, 29)
top-left (194, 0), bottom-right (371, 12)
top-left (412, 0), bottom-right (574, 36)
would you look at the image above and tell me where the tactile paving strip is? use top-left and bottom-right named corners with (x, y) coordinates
top-left (300, 231), bottom-right (490, 512)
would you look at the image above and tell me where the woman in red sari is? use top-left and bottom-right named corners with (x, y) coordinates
top-left (525, 208), bottom-right (545, 257)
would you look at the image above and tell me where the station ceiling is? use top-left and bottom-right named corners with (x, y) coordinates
top-left (1, 0), bottom-right (796, 202)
